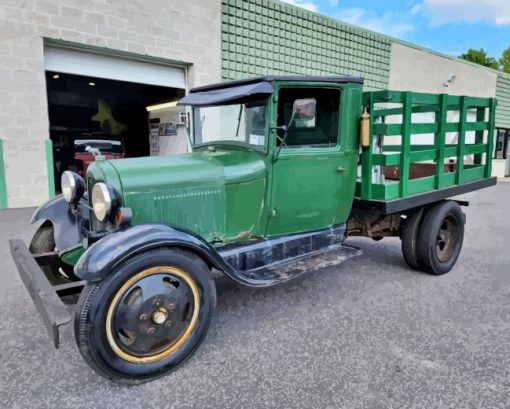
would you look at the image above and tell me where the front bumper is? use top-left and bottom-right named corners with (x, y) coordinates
top-left (9, 239), bottom-right (84, 348)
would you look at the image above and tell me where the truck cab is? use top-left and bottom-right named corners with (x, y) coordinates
top-left (177, 76), bottom-right (363, 240)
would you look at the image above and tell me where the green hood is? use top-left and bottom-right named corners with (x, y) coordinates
top-left (87, 147), bottom-right (267, 243)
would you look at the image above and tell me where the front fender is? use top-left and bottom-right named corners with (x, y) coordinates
top-left (74, 224), bottom-right (236, 282)
top-left (31, 195), bottom-right (86, 251)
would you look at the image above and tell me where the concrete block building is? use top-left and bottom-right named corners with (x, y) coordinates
top-left (0, 0), bottom-right (509, 209)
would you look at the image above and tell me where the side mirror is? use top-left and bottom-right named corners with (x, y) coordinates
top-left (292, 98), bottom-right (316, 128)
top-left (273, 98), bottom-right (317, 163)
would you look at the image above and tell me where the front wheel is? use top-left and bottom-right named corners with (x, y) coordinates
top-left (416, 201), bottom-right (465, 275)
top-left (29, 222), bottom-right (77, 284)
top-left (74, 248), bottom-right (216, 384)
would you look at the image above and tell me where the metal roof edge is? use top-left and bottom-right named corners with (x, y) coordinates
top-left (190, 75), bottom-right (364, 93)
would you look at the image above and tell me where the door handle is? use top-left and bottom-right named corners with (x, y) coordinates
top-left (336, 166), bottom-right (346, 173)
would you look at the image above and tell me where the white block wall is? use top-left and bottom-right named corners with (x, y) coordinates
top-left (0, 0), bottom-right (221, 208)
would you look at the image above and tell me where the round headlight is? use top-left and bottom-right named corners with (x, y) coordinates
top-left (61, 171), bottom-right (84, 203)
top-left (92, 183), bottom-right (112, 221)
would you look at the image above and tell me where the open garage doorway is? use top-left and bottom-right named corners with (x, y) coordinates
top-left (44, 46), bottom-right (187, 192)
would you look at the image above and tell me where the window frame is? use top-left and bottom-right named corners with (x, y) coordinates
top-left (191, 96), bottom-right (271, 154)
top-left (275, 85), bottom-right (342, 152)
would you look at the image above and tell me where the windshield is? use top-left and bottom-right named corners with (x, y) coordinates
top-left (193, 99), bottom-right (267, 148)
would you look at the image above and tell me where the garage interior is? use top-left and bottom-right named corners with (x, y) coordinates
top-left (44, 48), bottom-right (187, 192)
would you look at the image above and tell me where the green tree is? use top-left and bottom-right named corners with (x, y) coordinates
top-left (459, 48), bottom-right (499, 69)
top-left (500, 46), bottom-right (510, 74)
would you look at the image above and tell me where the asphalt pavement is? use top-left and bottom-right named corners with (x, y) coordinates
top-left (0, 182), bottom-right (509, 408)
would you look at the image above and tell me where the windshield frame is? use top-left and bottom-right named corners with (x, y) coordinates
top-left (190, 96), bottom-right (271, 153)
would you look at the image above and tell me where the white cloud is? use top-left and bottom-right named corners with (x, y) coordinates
top-left (420, 0), bottom-right (510, 26)
top-left (336, 8), bottom-right (415, 38)
top-left (280, 0), bottom-right (319, 12)
top-left (410, 4), bottom-right (421, 15)
top-left (329, 0), bottom-right (340, 7)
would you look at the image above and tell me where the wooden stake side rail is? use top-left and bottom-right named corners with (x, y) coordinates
top-left (356, 90), bottom-right (497, 202)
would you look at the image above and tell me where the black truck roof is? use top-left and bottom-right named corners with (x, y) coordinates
top-left (190, 75), bottom-right (365, 93)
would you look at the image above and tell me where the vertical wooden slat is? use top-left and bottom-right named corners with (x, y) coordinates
top-left (435, 94), bottom-right (448, 189)
top-left (455, 96), bottom-right (467, 185)
top-left (485, 98), bottom-right (497, 178)
top-left (473, 106), bottom-right (485, 165)
top-left (361, 93), bottom-right (373, 199)
top-left (399, 92), bottom-right (412, 198)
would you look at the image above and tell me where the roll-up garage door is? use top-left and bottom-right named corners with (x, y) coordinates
top-left (44, 46), bottom-right (186, 89)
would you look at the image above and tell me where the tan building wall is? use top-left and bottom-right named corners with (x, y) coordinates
top-left (0, 0), bottom-right (221, 208)
top-left (389, 43), bottom-right (498, 97)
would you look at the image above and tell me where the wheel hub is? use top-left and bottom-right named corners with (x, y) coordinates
top-left (436, 216), bottom-right (457, 262)
top-left (105, 267), bottom-right (200, 364)
top-left (151, 307), bottom-right (169, 325)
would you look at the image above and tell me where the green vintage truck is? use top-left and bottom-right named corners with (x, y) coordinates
top-left (10, 76), bottom-right (497, 383)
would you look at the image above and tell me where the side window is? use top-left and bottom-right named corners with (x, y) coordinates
top-left (277, 87), bottom-right (340, 148)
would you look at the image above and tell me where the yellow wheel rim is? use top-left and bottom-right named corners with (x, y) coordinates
top-left (105, 266), bottom-right (200, 364)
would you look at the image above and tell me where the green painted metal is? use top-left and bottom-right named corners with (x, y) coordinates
top-left (60, 245), bottom-right (86, 266)
top-left (221, 0), bottom-right (391, 90)
top-left (357, 90), bottom-right (497, 201)
top-left (495, 74), bottom-right (510, 129)
top-left (266, 81), bottom-right (362, 235)
top-left (45, 140), bottom-right (55, 199)
top-left (0, 139), bottom-right (7, 209)
top-left (89, 147), bottom-right (268, 244)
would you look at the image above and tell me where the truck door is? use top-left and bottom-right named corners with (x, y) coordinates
top-left (266, 86), bottom-right (354, 236)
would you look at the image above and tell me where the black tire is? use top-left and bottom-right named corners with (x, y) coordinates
top-left (401, 207), bottom-right (425, 271)
top-left (416, 201), bottom-right (465, 275)
top-left (29, 222), bottom-right (76, 284)
top-left (74, 248), bottom-right (216, 384)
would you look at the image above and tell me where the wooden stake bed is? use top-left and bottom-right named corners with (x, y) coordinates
top-left (355, 90), bottom-right (497, 204)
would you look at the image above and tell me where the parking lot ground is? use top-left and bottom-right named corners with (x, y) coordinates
top-left (1, 182), bottom-right (509, 408)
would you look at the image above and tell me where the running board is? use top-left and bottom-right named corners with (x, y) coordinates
top-left (240, 243), bottom-right (362, 284)
top-left (217, 225), bottom-right (362, 287)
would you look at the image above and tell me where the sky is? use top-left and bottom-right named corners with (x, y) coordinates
top-left (280, 0), bottom-right (510, 59)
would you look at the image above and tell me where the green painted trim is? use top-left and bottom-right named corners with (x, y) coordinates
top-left (495, 75), bottom-right (510, 128)
top-left (0, 139), bottom-right (7, 209)
top-left (45, 140), bottom-right (55, 199)
top-left (43, 38), bottom-right (192, 68)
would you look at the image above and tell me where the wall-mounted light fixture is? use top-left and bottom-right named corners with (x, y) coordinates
top-left (52, 74), bottom-right (60, 79)
top-left (88, 82), bottom-right (95, 86)
top-left (146, 101), bottom-right (178, 112)
top-left (443, 73), bottom-right (456, 88)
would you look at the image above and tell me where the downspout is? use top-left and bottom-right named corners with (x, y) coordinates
top-left (0, 139), bottom-right (7, 209)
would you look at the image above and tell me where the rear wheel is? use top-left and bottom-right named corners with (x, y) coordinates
top-left (401, 207), bottom-right (425, 271)
top-left (416, 201), bottom-right (465, 275)
top-left (74, 248), bottom-right (216, 384)
top-left (29, 222), bottom-right (76, 284)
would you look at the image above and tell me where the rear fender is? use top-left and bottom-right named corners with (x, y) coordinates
top-left (31, 195), bottom-right (86, 251)
top-left (74, 224), bottom-right (236, 282)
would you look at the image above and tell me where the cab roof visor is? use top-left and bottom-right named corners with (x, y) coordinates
top-left (177, 81), bottom-right (274, 107)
